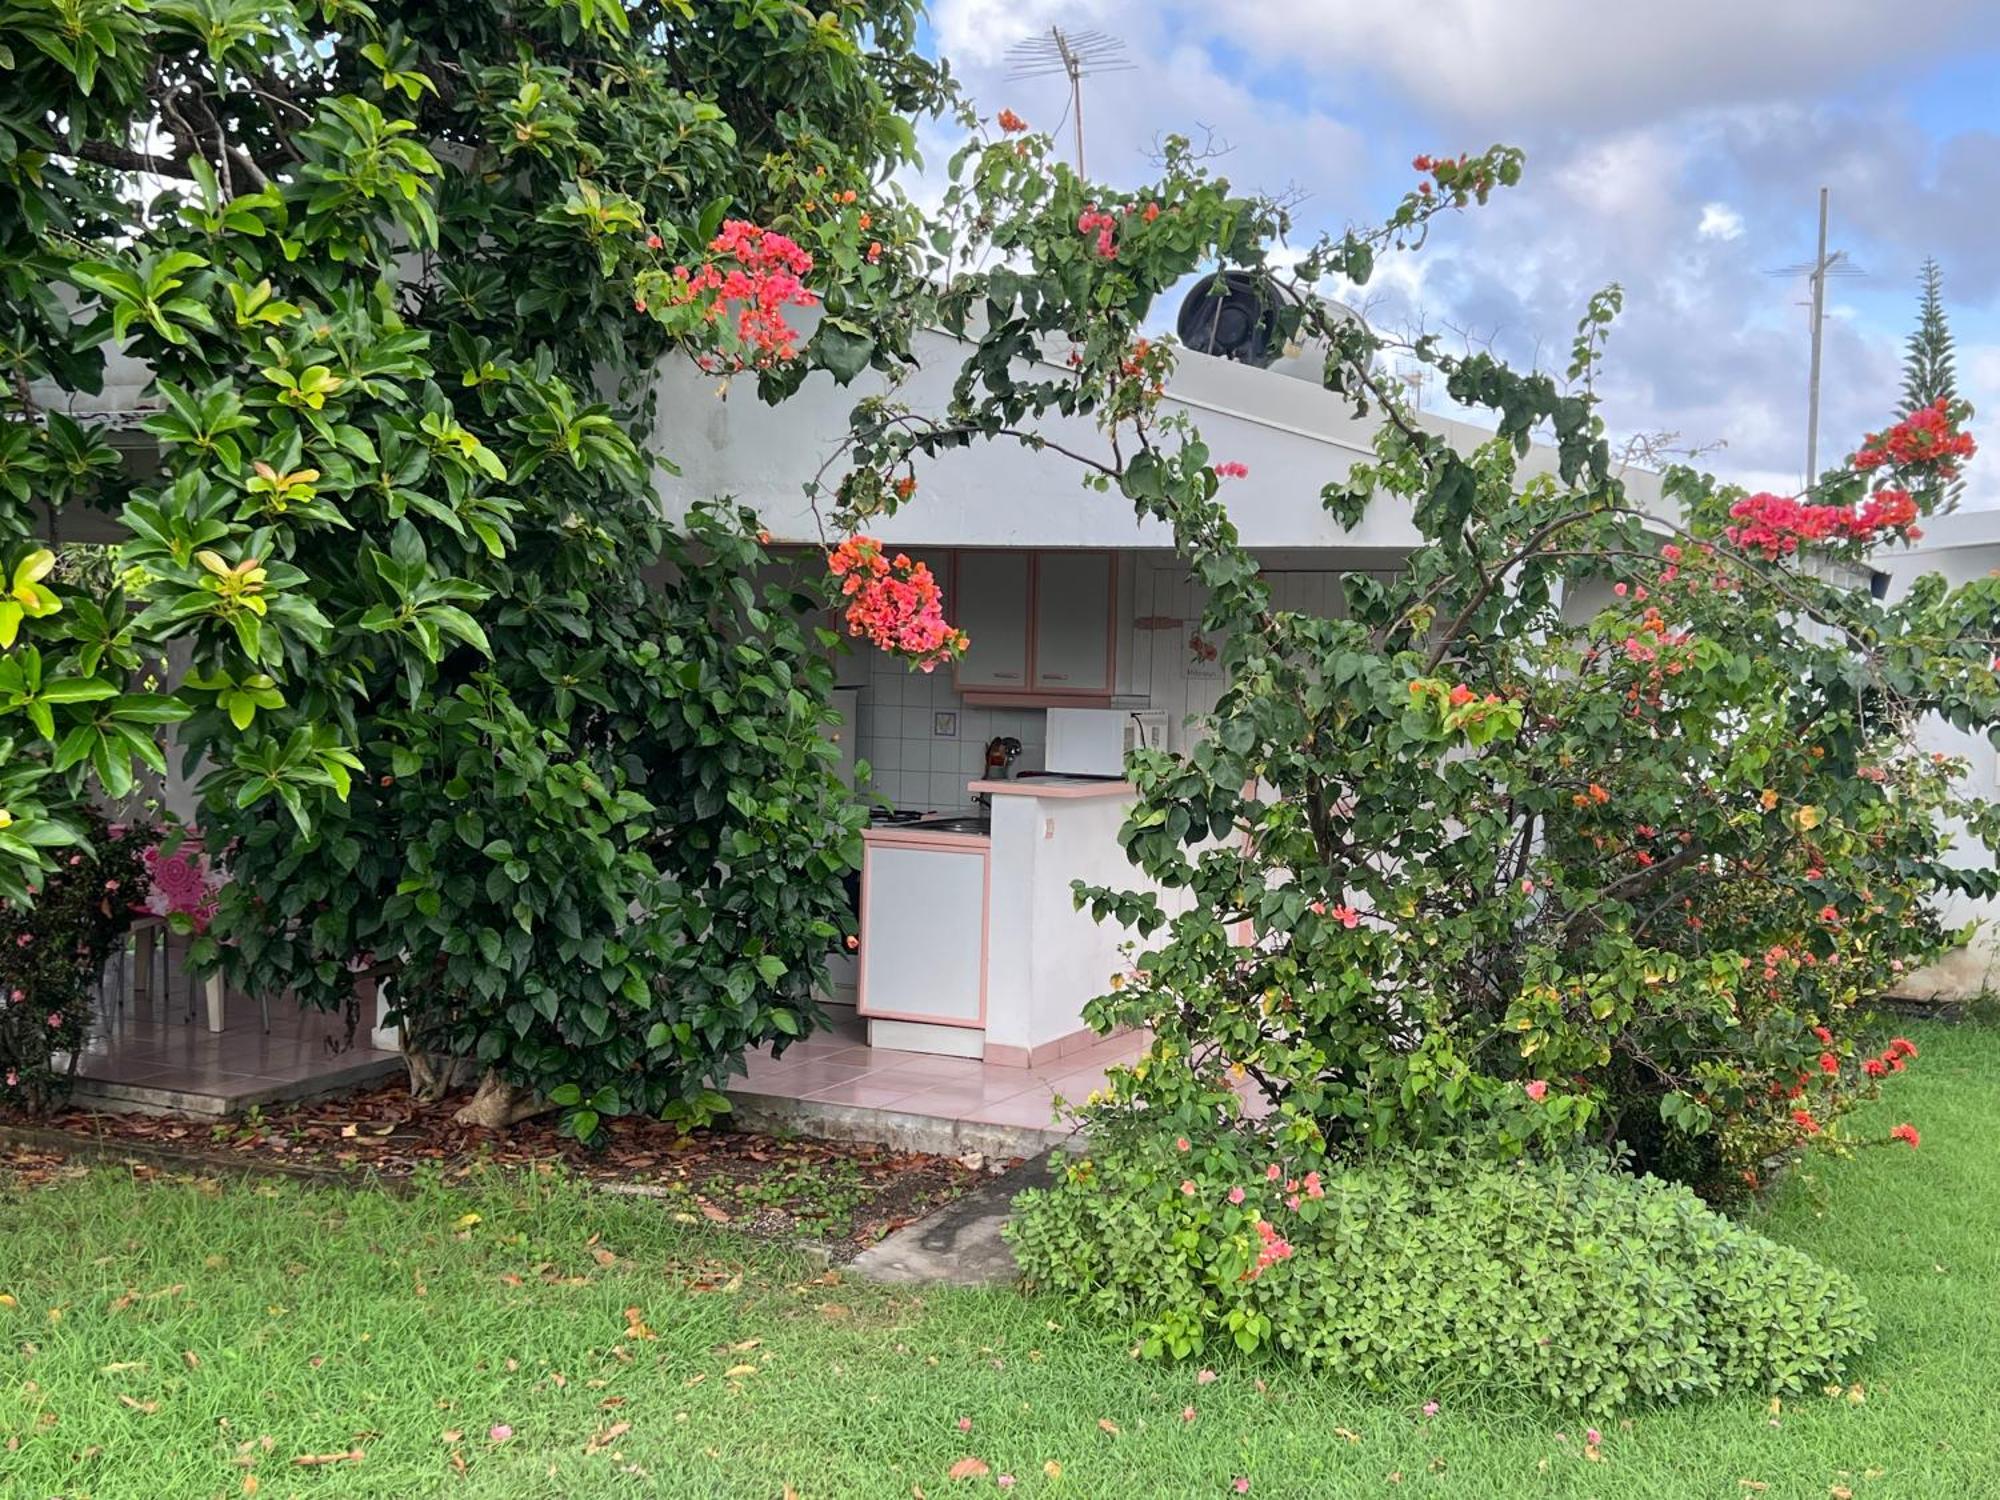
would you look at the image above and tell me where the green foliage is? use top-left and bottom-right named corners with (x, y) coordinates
top-left (1008, 1126), bottom-right (1874, 1412)
top-left (1, 0), bottom-right (950, 1122)
top-left (0, 806), bottom-right (149, 1106)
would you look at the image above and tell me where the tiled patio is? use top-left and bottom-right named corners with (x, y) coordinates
top-left (65, 979), bottom-right (402, 1118)
top-left (727, 1008), bottom-right (1146, 1155)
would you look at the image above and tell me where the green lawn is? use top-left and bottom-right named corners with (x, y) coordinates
top-left (3, 1020), bottom-right (1995, 1499)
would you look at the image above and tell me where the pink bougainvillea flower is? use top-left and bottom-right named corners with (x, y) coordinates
top-left (1586, 1427), bottom-right (1602, 1446)
top-left (1226, 1185), bottom-right (1245, 1205)
top-left (1265, 1163), bottom-right (1282, 1181)
top-left (1303, 1171), bottom-right (1324, 1199)
top-left (488, 1425), bottom-right (513, 1443)
top-left (1213, 461), bottom-right (1249, 479)
top-left (1422, 1401), bottom-right (1439, 1417)
top-left (1175, 1136), bottom-right (1191, 1152)
top-left (1233, 1478), bottom-right (1251, 1494)
top-left (1180, 1179), bottom-right (1197, 1197)
top-left (1524, 1080), bottom-right (1548, 1102)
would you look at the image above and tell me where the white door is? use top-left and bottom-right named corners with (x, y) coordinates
top-left (951, 551), bottom-right (1032, 690)
top-left (1032, 550), bottom-right (1114, 694)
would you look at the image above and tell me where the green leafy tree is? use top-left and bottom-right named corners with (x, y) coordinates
top-left (1900, 256), bottom-right (1965, 511)
top-left (0, 0), bottom-right (949, 1128)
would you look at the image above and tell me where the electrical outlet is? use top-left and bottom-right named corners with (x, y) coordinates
top-left (1044, 817), bottom-right (1056, 839)
top-left (933, 711), bottom-right (958, 738)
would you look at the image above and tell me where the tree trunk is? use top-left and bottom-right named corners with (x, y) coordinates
top-left (451, 1069), bottom-right (551, 1130)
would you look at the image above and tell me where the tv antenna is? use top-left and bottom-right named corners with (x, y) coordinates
top-left (1766, 186), bottom-right (1865, 492)
top-left (1004, 25), bottom-right (1133, 177)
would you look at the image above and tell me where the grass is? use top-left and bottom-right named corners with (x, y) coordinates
top-left (2, 1020), bottom-right (1995, 1499)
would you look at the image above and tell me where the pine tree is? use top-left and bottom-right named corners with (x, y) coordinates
top-left (1901, 258), bottom-right (1964, 511)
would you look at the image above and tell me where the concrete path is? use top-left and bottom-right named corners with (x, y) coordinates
top-left (847, 1149), bottom-right (1063, 1287)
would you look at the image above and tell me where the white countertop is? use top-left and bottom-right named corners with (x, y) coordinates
top-left (967, 777), bottom-right (1135, 800)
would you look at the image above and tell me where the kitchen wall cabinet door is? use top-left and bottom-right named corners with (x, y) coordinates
top-left (951, 550), bottom-right (1032, 691)
top-left (1031, 550), bottom-right (1115, 694)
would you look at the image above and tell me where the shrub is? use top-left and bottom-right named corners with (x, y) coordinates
top-left (0, 810), bottom-right (150, 1110)
top-left (1007, 1127), bottom-right (1874, 1413)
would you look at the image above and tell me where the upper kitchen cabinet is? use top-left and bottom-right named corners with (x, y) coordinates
top-left (951, 550), bottom-right (1115, 702)
top-left (950, 550), bottom-right (1032, 690)
top-left (1031, 550), bottom-right (1115, 694)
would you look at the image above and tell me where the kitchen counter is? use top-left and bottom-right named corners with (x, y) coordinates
top-left (968, 777), bottom-right (1135, 799)
top-left (855, 779), bottom-right (1152, 1065)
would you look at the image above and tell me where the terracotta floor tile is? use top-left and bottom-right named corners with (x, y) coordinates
top-left (797, 1079), bottom-right (928, 1109)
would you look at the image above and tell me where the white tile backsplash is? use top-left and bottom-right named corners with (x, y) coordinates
top-left (855, 645), bottom-right (1045, 812)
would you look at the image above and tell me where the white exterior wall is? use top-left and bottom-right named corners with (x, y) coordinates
top-left (650, 329), bottom-right (1670, 553)
top-left (1880, 513), bottom-right (2000, 1000)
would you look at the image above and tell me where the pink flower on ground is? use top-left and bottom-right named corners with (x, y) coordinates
top-left (957, 1416), bottom-right (972, 1432)
top-left (1233, 1479), bottom-right (1251, 1494)
top-left (1422, 1401), bottom-right (1439, 1417)
top-left (1524, 1080), bottom-right (1548, 1102)
top-left (488, 1425), bottom-right (513, 1443)
top-left (1181, 1405), bottom-right (1197, 1422)
top-left (1196, 1369), bottom-right (1217, 1385)
top-left (997, 1476), bottom-right (1016, 1490)
top-left (1586, 1428), bottom-right (1602, 1446)
top-left (1226, 1186), bottom-right (1245, 1205)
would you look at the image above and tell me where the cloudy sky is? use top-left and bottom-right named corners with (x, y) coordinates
top-left (917, 0), bottom-right (2000, 505)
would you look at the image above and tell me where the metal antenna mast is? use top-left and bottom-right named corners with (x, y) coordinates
top-left (1004, 25), bottom-right (1133, 177)
top-left (1767, 187), bottom-right (1864, 492)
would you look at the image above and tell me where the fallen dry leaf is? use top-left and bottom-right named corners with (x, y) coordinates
top-left (723, 1364), bottom-right (759, 1379)
top-left (583, 1420), bottom-right (631, 1456)
top-left (1334, 1427), bottom-right (1361, 1445)
top-left (291, 1449), bottom-right (365, 1467)
top-left (1739, 1483), bottom-right (1770, 1494)
top-left (101, 1361), bottom-right (145, 1374)
top-left (181, 1350), bottom-right (200, 1370)
top-left (117, 1394), bottom-right (159, 1415)
top-left (1096, 1418), bottom-right (1120, 1436)
top-left (697, 1201), bottom-right (732, 1223)
top-left (947, 1456), bottom-right (990, 1481)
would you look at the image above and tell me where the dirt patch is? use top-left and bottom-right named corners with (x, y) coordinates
top-left (1, 1082), bottom-right (1014, 1261)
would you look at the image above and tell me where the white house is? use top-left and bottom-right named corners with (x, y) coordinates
top-left (652, 324), bottom-right (1684, 1061)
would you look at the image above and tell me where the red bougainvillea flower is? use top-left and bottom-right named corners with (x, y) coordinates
top-left (1853, 399), bottom-right (1977, 474)
top-left (827, 537), bottom-right (968, 671)
top-left (1524, 1080), bottom-right (1548, 1102)
top-left (1213, 461), bottom-right (1250, 479)
top-left (1890, 1123), bottom-right (1921, 1148)
top-left (657, 219), bottom-right (818, 369)
top-left (1328, 904), bottom-right (1361, 928)
top-left (996, 107), bottom-right (1028, 133)
top-left (1725, 486), bottom-right (1921, 559)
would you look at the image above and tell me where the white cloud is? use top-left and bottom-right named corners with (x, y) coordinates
top-left (1158, 0), bottom-right (2000, 130)
top-left (1698, 202), bottom-right (1745, 241)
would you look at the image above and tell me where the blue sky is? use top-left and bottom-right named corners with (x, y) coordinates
top-left (918, 0), bottom-right (2000, 505)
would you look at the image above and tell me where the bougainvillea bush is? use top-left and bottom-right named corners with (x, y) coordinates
top-left (0, 810), bottom-right (148, 1109)
top-left (835, 128), bottom-right (2000, 1196)
top-left (1007, 1134), bottom-right (1874, 1411)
